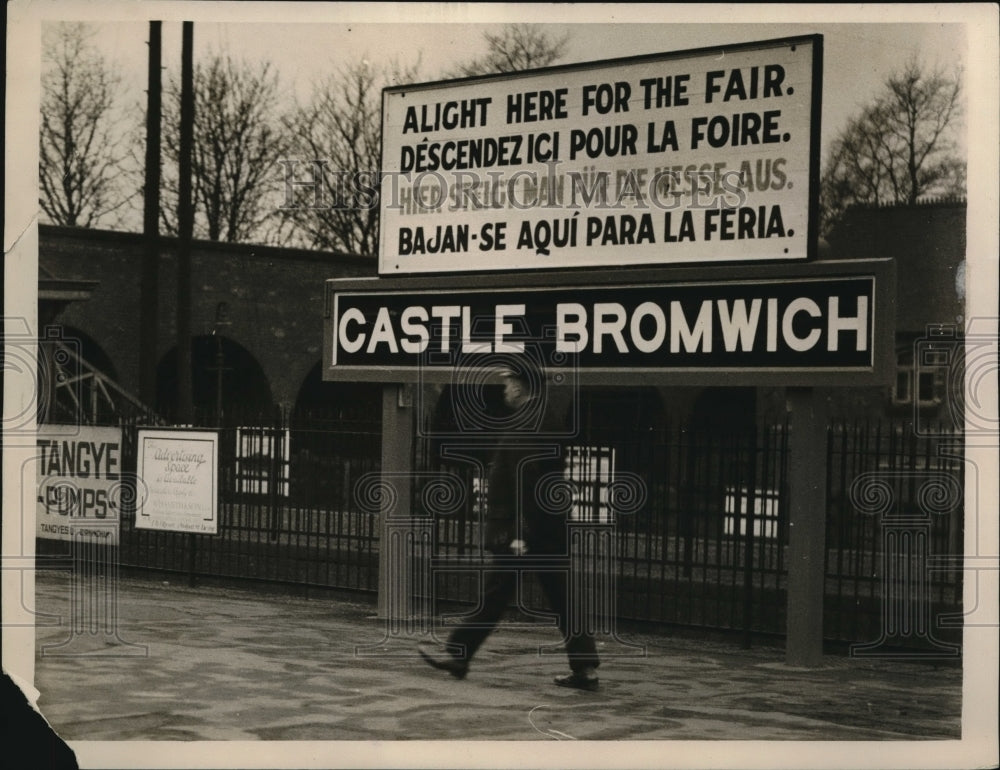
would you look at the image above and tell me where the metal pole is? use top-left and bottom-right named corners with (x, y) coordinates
top-left (176, 21), bottom-right (195, 424)
top-left (215, 332), bottom-right (223, 425)
top-left (140, 21), bottom-right (162, 407)
top-left (785, 387), bottom-right (829, 666)
top-left (377, 384), bottom-right (414, 620)
top-left (741, 429), bottom-right (758, 649)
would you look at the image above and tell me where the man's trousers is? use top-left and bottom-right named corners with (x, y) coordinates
top-left (446, 563), bottom-right (600, 672)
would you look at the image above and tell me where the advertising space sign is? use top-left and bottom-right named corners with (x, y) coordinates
top-left (135, 429), bottom-right (219, 535)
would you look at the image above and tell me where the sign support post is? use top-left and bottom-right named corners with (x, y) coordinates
top-left (785, 386), bottom-right (829, 666)
top-left (377, 384), bottom-right (414, 621)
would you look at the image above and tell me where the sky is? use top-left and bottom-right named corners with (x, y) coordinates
top-left (65, 11), bottom-right (971, 160)
top-left (11, 2), bottom-right (990, 246)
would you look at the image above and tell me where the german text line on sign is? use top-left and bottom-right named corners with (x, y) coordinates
top-left (135, 429), bottom-right (218, 535)
top-left (379, 36), bottom-right (821, 274)
top-left (36, 425), bottom-right (124, 544)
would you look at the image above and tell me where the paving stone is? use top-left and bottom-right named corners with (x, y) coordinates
top-left (32, 571), bottom-right (962, 743)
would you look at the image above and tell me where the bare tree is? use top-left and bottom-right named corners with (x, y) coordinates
top-left (280, 59), bottom-right (419, 255)
top-left (821, 59), bottom-right (964, 235)
top-left (447, 24), bottom-right (570, 77)
top-left (161, 54), bottom-right (290, 243)
top-left (39, 23), bottom-right (136, 228)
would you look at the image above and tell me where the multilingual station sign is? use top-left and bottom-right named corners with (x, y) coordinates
top-left (324, 259), bottom-right (895, 386)
top-left (379, 36), bottom-right (822, 274)
top-left (329, 34), bottom-right (893, 387)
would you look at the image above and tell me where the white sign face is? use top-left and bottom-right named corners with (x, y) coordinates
top-left (136, 429), bottom-right (218, 534)
top-left (36, 425), bottom-right (124, 544)
top-left (380, 36), bottom-right (820, 274)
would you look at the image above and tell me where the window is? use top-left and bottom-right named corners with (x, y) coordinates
top-left (894, 370), bottom-right (910, 403)
top-left (565, 445), bottom-right (616, 523)
top-left (235, 427), bottom-right (290, 496)
top-left (892, 346), bottom-right (944, 408)
top-left (917, 371), bottom-right (938, 402)
top-left (723, 487), bottom-right (780, 538)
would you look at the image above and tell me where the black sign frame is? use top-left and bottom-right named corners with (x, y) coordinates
top-left (323, 258), bottom-right (895, 387)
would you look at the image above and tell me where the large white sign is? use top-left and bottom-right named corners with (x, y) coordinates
top-left (136, 429), bottom-right (218, 534)
top-left (380, 35), bottom-right (821, 274)
top-left (36, 425), bottom-right (124, 544)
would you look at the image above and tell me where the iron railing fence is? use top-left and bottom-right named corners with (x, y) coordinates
top-left (38, 410), bottom-right (964, 650)
top-left (824, 421), bottom-right (964, 650)
top-left (421, 422), bottom-right (793, 639)
top-left (419, 417), bottom-right (962, 648)
top-left (113, 407), bottom-right (383, 593)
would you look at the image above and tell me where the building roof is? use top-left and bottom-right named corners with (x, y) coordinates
top-left (38, 224), bottom-right (376, 268)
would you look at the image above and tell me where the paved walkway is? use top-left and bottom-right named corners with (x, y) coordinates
top-left (31, 570), bottom-right (961, 745)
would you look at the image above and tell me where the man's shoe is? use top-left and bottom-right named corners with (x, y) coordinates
top-left (418, 643), bottom-right (469, 680)
top-left (554, 667), bottom-right (599, 692)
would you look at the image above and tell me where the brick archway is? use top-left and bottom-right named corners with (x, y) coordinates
top-left (156, 335), bottom-right (273, 423)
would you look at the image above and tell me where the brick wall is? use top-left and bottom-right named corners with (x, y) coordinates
top-left (827, 200), bottom-right (966, 332)
top-left (40, 226), bottom-right (375, 411)
top-left (825, 200), bottom-right (966, 422)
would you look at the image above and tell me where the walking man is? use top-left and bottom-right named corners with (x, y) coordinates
top-left (419, 361), bottom-right (601, 690)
